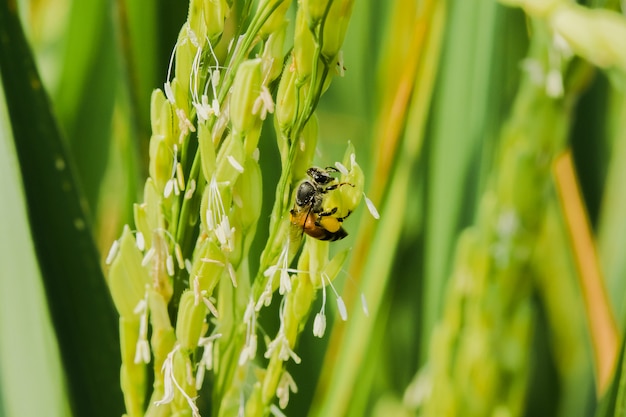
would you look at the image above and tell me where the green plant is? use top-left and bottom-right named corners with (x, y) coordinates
top-left (3, 0), bottom-right (626, 416)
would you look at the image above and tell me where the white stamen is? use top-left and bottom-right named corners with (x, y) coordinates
top-left (142, 247), bottom-right (156, 267)
top-left (520, 58), bottom-right (545, 86)
top-left (269, 404), bottom-right (288, 417)
top-left (186, 24), bottom-right (200, 47)
top-left (239, 299), bottom-right (257, 365)
top-left (252, 148), bottom-right (260, 161)
top-left (552, 32), bottom-right (572, 58)
top-left (164, 81), bottom-right (175, 104)
top-left (134, 340), bottom-right (151, 364)
top-left (335, 161), bottom-right (349, 175)
top-left (154, 345), bottom-right (200, 417)
top-left (135, 232), bottom-right (145, 251)
top-left (194, 95), bottom-right (212, 122)
top-left (227, 155), bottom-right (244, 173)
top-left (546, 68), bottom-right (564, 98)
top-left (264, 265), bottom-right (278, 277)
top-left (211, 98), bottom-right (221, 117)
top-left (105, 239), bottom-right (120, 265)
top-left (176, 163), bottom-right (185, 190)
top-left (279, 270), bottom-right (292, 295)
top-left (276, 371), bottom-right (298, 409)
top-left (133, 298), bottom-right (147, 315)
top-left (313, 313), bottom-right (326, 338)
top-left (264, 330), bottom-right (301, 364)
top-left (336, 297), bottom-right (348, 321)
top-left (195, 333), bottom-right (221, 390)
top-left (185, 258), bottom-right (193, 274)
top-left (166, 255), bottom-right (175, 276)
top-left (200, 257), bottom-right (224, 266)
top-left (322, 272), bottom-right (348, 321)
top-left (206, 208), bottom-right (215, 230)
top-left (227, 262), bottom-right (238, 288)
top-left (164, 179), bottom-right (174, 198)
top-left (212, 69), bottom-right (221, 88)
top-left (252, 85), bottom-right (275, 120)
top-left (133, 290), bottom-right (151, 364)
top-left (361, 293), bottom-right (370, 317)
top-left (174, 244), bottom-right (184, 269)
top-left (203, 295), bottom-right (220, 318)
top-left (176, 108), bottom-right (197, 141)
top-left (185, 179), bottom-right (196, 199)
top-left (364, 193), bottom-right (380, 219)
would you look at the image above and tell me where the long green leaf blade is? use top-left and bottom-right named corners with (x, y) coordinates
top-left (0, 1), bottom-right (123, 416)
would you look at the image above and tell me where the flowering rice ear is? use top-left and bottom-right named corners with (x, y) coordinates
top-left (106, 0), bottom-right (363, 413)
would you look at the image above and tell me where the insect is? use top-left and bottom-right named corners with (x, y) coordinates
top-left (290, 167), bottom-right (354, 241)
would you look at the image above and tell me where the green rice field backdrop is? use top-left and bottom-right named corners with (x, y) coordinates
top-left (1, 0), bottom-right (626, 416)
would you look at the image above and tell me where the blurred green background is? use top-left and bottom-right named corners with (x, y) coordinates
top-left (2, 0), bottom-right (625, 416)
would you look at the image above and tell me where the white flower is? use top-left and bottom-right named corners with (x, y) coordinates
top-left (363, 193), bottom-right (380, 219)
top-left (176, 107), bottom-right (197, 142)
top-left (154, 345), bottom-right (201, 417)
top-left (320, 272), bottom-right (348, 322)
top-left (313, 312), bottom-right (326, 338)
top-left (252, 85), bottom-right (275, 120)
top-left (239, 298), bottom-right (258, 365)
top-left (105, 239), bottom-right (119, 265)
top-left (196, 333), bottom-right (221, 390)
top-left (263, 239), bottom-right (294, 296)
top-left (206, 176), bottom-right (238, 264)
top-left (227, 155), bottom-right (244, 173)
top-left (545, 68), bottom-right (564, 98)
top-left (276, 371), bottom-right (298, 409)
top-left (258, 239), bottom-right (298, 310)
top-left (265, 329), bottom-right (301, 364)
top-left (133, 289), bottom-right (151, 364)
top-left (360, 292), bottom-right (370, 317)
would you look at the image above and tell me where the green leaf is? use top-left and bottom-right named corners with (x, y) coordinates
top-left (0, 85), bottom-right (72, 417)
top-left (0, 1), bottom-right (123, 416)
top-left (53, 0), bottom-right (117, 214)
